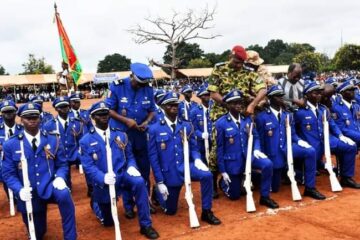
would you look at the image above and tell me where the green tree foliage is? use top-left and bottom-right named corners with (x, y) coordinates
top-left (333, 44), bottom-right (360, 70)
top-left (0, 65), bottom-right (7, 75)
top-left (163, 42), bottom-right (203, 69)
top-left (188, 58), bottom-right (212, 68)
top-left (203, 50), bottom-right (231, 66)
top-left (21, 54), bottom-right (55, 74)
top-left (293, 51), bottom-right (322, 72)
top-left (97, 53), bottom-right (131, 73)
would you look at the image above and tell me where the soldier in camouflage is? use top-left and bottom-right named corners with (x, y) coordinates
top-left (207, 45), bottom-right (267, 198)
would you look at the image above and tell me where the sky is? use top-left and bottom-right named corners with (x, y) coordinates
top-left (1, 0), bottom-right (360, 75)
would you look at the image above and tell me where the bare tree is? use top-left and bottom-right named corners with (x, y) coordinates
top-left (128, 6), bottom-right (220, 79)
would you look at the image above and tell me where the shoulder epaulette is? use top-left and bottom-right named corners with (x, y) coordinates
top-left (114, 79), bottom-right (124, 85)
top-left (111, 127), bottom-right (117, 131)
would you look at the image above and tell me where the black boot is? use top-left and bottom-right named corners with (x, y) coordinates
top-left (140, 226), bottom-right (159, 239)
top-left (303, 187), bottom-right (326, 200)
top-left (259, 196), bottom-right (279, 209)
top-left (340, 177), bottom-right (360, 189)
top-left (201, 209), bottom-right (221, 225)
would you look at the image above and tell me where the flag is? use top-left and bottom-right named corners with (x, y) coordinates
top-left (54, 4), bottom-right (82, 85)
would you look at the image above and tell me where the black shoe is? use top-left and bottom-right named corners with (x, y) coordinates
top-left (125, 209), bottom-right (135, 219)
top-left (259, 196), bottom-right (279, 209)
top-left (140, 226), bottom-right (159, 239)
top-left (149, 203), bottom-right (157, 214)
top-left (304, 188), bottom-right (326, 200)
top-left (340, 177), bottom-right (360, 189)
top-left (201, 210), bottom-right (221, 225)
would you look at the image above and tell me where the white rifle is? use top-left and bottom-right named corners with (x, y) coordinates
top-left (203, 107), bottom-right (210, 165)
top-left (20, 140), bottom-right (36, 240)
top-left (105, 135), bottom-right (122, 240)
top-left (243, 122), bottom-right (256, 213)
top-left (323, 111), bottom-right (343, 192)
top-left (285, 115), bottom-right (302, 201)
top-left (1, 142), bottom-right (15, 216)
top-left (183, 127), bottom-right (200, 228)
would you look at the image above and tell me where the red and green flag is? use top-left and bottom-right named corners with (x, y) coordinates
top-left (54, 4), bottom-right (82, 85)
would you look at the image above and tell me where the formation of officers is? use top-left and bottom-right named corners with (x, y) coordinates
top-left (1, 45), bottom-right (360, 240)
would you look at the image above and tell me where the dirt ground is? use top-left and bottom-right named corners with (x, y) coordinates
top-left (1, 99), bottom-right (360, 240)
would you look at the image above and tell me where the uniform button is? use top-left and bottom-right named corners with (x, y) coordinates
top-left (176, 161), bottom-right (179, 164)
top-left (280, 138), bottom-right (282, 140)
top-left (175, 145), bottom-right (177, 148)
top-left (35, 164), bottom-right (38, 167)
top-left (174, 137), bottom-right (176, 139)
top-left (176, 153), bottom-right (178, 156)
top-left (35, 155), bottom-right (38, 158)
top-left (135, 102), bottom-right (137, 104)
top-left (36, 173), bottom-right (39, 176)
top-left (135, 110), bottom-right (137, 112)
top-left (65, 141), bottom-right (68, 144)
top-left (37, 182), bottom-right (40, 185)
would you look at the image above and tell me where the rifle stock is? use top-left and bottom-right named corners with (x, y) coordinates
top-left (286, 115), bottom-right (302, 201)
top-left (183, 127), bottom-right (200, 228)
top-left (323, 111), bottom-right (343, 192)
top-left (244, 123), bottom-right (256, 213)
top-left (20, 141), bottom-right (36, 240)
top-left (105, 136), bottom-right (122, 240)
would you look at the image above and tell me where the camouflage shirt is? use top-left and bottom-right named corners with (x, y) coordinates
top-left (208, 61), bottom-right (266, 120)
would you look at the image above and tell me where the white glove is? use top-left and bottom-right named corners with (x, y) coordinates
top-left (157, 183), bottom-right (169, 201)
top-left (104, 172), bottom-right (116, 185)
top-left (339, 135), bottom-right (355, 146)
top-left (19, 187), bottom-right (32, 201)
top-left (298, 140), bottom-right (311, 148)
top-left (221, 172), bottom-right (231, 186)
top-left (202, 132), bottom-right (209, 140)
top-left (127, 166), bottom-right (141, 177)
top-left (194, 159), bottom-right (209, 171)
top-left (53, 177), bottom-right (67, 190)
top-left (254, 150), bottom-right (267, 159)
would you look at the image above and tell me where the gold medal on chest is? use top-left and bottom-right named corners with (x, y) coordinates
top-left (92, 152), bottom-right (98, 161)
top-left (229, 137), bottom-right (234, 144)
top-left (121, 109), bottom-right (127, 116)
top-left (346, 119), bottom-right (351, 126)
top-left (306, 124), bottom-right (311, 131)
top-left (268, 130), bottom-right (273, 137)
top-left (161, 142), bottom-right (166, 150)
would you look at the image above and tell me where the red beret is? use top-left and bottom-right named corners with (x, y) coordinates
top-left (232, 45), bottom-right (247, 61)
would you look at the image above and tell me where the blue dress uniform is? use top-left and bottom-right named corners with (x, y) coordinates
top-left (68, 93), bottom-right (92, 134)
top-left (105, 63), bottom-right (155, 212)
top-left (256, 85), bottom-right (317, 192)
top-left (0, 100), bottom-right (23, 196)
top-left (294, 82), bottom-right (357, 178)
top-left (29, 96), bottom-right (54, 128)
top-left (216, 109), bottom-right (273, 200)
top-left (79, 102), bottom-right (152, 229)
top-left (189, 87), bottom-right (212, 164)
top-left (2, 103), bottom-right (77, 240)
top-left (148, 92), bottom-right (213, 215)
top-left (178, 85), bottom-right (197, 121)
top-left (43, 97), bottom-right (83, 188)
top-left (332, 80), bottom-right (360, 145)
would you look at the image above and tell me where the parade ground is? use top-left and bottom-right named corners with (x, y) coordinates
top-left (1, 99), bottom-right (360, 240)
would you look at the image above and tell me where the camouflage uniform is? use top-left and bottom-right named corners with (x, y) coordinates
top-left (208, 61), bottom-right (266, 171)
